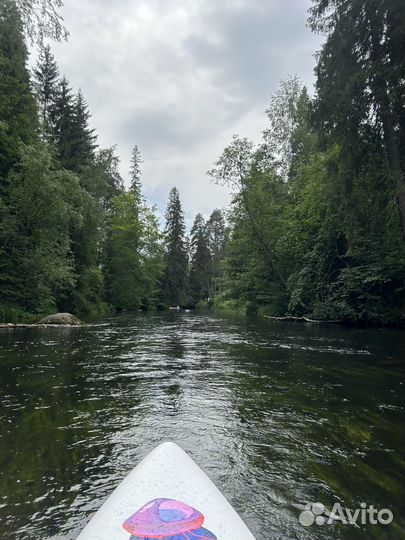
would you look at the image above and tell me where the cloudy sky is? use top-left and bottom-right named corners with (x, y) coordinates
top-left (50, 0), bottom-right (323, 225)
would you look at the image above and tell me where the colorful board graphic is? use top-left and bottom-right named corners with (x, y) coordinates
top-left (123, 498), bottom-right (217, 540)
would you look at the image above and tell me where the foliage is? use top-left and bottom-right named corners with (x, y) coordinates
top-left (15, 0), bottom-right (68, 44)
top-left (211, 68), bottom-right (404, 323)
top-left (104, 192), bottom-right (164, 311)
top-left (206, 209), bottom-right (226, 296)
top-left (0, 0), bottom-right (403, 325)
top-left (0, 0), bottom-right (37, 183)
top-left (309, 0), bottom-right (405, 239)
top-left (0, 9), bottom-right (161, 320)
top-left (129, 145), bottom-right (143, 197)
top-left (33, 44), bottom-right (59, 139)
top-left (0, 142), bottom-right (82, 312)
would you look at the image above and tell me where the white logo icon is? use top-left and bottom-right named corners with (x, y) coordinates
top-left (299, 502), bottom-right (325, 526)
top-left (298, 501), bottom-right (393, 527)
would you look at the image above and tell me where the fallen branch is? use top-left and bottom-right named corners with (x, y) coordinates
top-left (263, 315), bottom-right (343, 324)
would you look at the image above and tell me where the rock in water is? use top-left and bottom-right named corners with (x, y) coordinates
top-left (38, 313), bottom-right (83, 325)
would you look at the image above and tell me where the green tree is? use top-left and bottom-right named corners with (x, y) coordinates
top-left (162, 187), bottom-right (188, 306)
top-left (189, 214), bottom-right (211, 302)
top-left (129, 145), bottom-right (143, 197)
top-left (70, 90), bottom-right (97, 170)
top-left (105, 193), bottom-right (163, 311)
top-left (208, 135), bottom-right (287, 290)
top-left (104, 192), bottom-right (143, 310)
top-left (0, 0), bottom-right (37, 185)
top-left (0, 142), bottom-right (84, 313)
top-left (138, 205), bottom-right (164, 309)
top-left (33, 44), bottom-right (59, 140)
top-left (51, 79), bottom-right (102, 315)
top-left (53, 76), bottom-right (75, 169)
top-left (263, 75), bottom-right (313, 179)
top-left (219, 162), bottom-right (290, 314)
top-left (309, 0), bottom-right (405, 240)
top-left (210, 73), bottom-right (403, 322)
top-left (53, 80), bottom-right (96, 172)
top-left (207, 209), bottom-right (226, 281)
top-left (93, 146), bottom-right (124, 210)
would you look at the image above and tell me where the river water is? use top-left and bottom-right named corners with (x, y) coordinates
top-left (0, 312), bottom-right (404, 540)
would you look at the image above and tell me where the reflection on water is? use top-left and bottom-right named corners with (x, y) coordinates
top-left (0, 312), bottom-right (404, 540)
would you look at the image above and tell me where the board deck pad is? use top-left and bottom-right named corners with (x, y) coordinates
top-left (76, 441), bottom-right (256, 540)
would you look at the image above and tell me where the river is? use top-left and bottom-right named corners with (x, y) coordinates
top-left (0, 312), bottom-right (404, 540)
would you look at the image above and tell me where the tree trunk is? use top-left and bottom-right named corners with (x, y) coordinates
top-left (381, 111), bottom-right (405, 242)
top-left (368, 14), bottom-right (405, 242)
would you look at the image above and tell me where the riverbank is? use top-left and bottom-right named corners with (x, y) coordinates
top-left (1, 300), bottom-right (404, 328)
top-left (213, 300), bottom-right (405, 328)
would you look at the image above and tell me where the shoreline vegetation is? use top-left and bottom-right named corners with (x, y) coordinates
top-left (0, 0), bottom-right (404, 328)
top-left (1, 304), bottom-right (403, 330)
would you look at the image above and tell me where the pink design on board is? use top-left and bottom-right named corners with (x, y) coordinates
top-left (123, 498), bottom-right (217, 539)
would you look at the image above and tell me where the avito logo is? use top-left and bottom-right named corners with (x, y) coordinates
top-left (299, 502), bottom-right (393, 527)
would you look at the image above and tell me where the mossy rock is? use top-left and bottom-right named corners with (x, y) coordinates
top-left (38, 313), bottom-right (83, 325)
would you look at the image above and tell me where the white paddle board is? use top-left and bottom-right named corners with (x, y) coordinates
top-left (76, 441), bottom-right (256, 540)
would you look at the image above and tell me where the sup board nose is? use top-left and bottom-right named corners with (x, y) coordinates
top-left (76, 441), bottom-right (256, 540)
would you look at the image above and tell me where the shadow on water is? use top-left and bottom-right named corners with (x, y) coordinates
top-left (0, 311), bottom-right (404, 540)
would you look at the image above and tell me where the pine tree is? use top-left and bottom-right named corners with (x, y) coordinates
top-left (162, 187), bottom-right (188, 306)
top-left (33, 44), bottom-right (59, 140)
top-left (189, 213), bottom-right (212, 302)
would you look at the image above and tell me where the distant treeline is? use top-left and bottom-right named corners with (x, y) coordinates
top-left (0, 0), bottom-right (404, 324)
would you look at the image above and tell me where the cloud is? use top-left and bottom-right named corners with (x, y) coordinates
top-left (48, 0), bottom-right (323, 224)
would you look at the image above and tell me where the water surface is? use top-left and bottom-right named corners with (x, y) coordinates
top-left (0, 312), bottom-right (404, 540)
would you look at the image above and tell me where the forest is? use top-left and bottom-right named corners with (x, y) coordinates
top-left (0, 0), bottom-right (404, 325)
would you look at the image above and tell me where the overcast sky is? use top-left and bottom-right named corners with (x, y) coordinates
top-left (50, 0), bottom-right (323, 225)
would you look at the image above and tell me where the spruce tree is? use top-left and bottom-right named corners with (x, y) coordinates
top-left (71, 90), bottom-right (97, 169)
top-left (53, 76), bottom-right (75, 169)
top-left (162, 187), bottom-right (188, 306)
top-left (309, 0), bottom-right (405, 240)
top-left (207, 209), bottom-right (225, 280)
top-left (33, 44), bottom-right (59, 140)
top-left (53, 81), bottom-right (101, 313)
top-left (54, 82), bottom-right (96, 172)
top-left (129, 145), bottom-right (143, 197)
top-left (189, 213), bottom-right (212, 302)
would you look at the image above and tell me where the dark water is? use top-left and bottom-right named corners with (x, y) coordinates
top-left (0, 312), bottom-right (404, 540)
